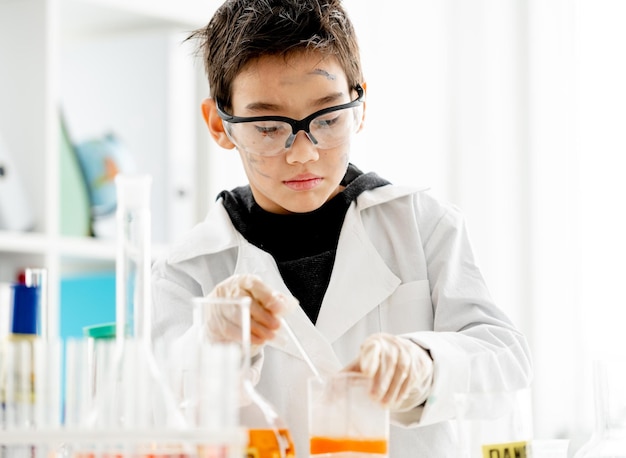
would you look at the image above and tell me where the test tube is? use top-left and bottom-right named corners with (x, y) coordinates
top-left (115, 174), bottom-right (152, 346)
top-left (114, 174), bottom-right (187, 432)
top-left (33, 337), bottom-right (62, 429)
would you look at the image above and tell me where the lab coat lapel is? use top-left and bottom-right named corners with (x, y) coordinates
top-left (235, 238), bottom-right (342, 375)
top-left (315, 205), bottom-right (401, 343)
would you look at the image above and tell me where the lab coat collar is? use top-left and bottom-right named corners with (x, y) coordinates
top-left (314, 192), bottom-right (403, 343)
top-left (167, 203), bottom-right (239, 264)
top-left (168, 185), bottom-right (424, 264)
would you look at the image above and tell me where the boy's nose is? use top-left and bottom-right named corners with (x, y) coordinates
top-left (285, 131), bottom-right (319, 164)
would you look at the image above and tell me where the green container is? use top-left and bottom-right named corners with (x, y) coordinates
top-left (83, 322), bottom-right (116, 340)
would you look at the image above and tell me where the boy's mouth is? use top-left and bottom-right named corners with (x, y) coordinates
top-left (283, 174), bottom-right (323, 191)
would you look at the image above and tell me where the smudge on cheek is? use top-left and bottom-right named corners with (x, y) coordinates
top-left (244, 151), bottom-right (272, 179)
top-left (329, 150), bottom-right (350, 170)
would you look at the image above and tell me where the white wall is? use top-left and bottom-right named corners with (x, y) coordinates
top-left (345, 0), bottom-right (626, 451)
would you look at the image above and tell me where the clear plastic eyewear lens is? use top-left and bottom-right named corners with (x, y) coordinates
top-left (226, 121), bottom-right (290, 156)
top-left (309, 105), bottom-right (362, 149)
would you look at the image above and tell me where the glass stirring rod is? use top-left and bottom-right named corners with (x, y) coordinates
top-left (279, 317), bottom-right (323, 381)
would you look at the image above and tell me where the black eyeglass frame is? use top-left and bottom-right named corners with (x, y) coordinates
top-left (216, 84), bottom-right (365, 148)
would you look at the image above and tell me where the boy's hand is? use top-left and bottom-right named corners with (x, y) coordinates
top-left (344, 333), bottom-right (434, 412)
top-left (205, 274), bottom-right (297, 347)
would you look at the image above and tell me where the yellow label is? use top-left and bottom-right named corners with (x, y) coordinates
top-left (481, 441), bottom-right (528, 458)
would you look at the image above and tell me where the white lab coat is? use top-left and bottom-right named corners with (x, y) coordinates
top-left (151, 184), bottom-right (533, 458)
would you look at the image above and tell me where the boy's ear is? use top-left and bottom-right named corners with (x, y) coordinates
top-left (357, 82), bottom-right (367, 133)
top-left (201, 98), bottom-right (236, 149)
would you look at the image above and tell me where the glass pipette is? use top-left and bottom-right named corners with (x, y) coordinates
top-left (279, 317), bottom-right (323, 381)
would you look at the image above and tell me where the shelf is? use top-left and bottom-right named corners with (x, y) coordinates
top-left (0, 231), bottom-right (168, 262)
top-left (0, 231), bottom-right (50, 254)
top-left (58, 236), bottom-right (169, 262)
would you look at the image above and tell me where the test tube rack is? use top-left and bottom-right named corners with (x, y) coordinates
top-left (0, 336), bottom-right (245, 458)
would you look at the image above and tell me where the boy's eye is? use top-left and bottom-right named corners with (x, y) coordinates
top-left (253, 122), bottom-right (288, 137)
top-left (313, 113), bottom-right (341, 129)
top-left (255, 126), bottom-right (278, 135)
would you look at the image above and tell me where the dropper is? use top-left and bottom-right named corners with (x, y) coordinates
top-left (279, 317), bottom-right (323, 381)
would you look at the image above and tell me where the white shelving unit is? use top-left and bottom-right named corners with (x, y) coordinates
top-left (0, 0), bottom-right (221, 336)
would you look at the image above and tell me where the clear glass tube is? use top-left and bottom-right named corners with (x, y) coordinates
top-left (192, 296), bottom-right (295, 458)
top-left (112, 174), bottom-right (185, 431)
top-left (575, 359), bottom-right (626, 457)
top-left (115, 174), bottom-right (152, 345)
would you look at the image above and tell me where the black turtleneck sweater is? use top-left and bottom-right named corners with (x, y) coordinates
top-left (219, 163), bottom-right (390, 323)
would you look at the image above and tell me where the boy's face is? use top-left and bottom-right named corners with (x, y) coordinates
top-left (203, 52), bottom-right (365, 214)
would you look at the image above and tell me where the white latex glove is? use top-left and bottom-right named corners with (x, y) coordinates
top-left (205, 274), bottom-right (297, 350)
top-left (344, 333), bottom-right (434, 412)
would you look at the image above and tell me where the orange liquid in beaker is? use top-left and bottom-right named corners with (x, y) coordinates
top-left (310, 437), bottom-right (388, 455)
top-left (247, 428), bottom-right (295, 458)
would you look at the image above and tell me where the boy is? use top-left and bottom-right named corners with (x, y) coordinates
top-left (151, 0), bottom-right (533, 456)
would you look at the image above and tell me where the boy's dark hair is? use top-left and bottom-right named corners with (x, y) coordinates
top-left (189, 0), bottom-right (363, 110)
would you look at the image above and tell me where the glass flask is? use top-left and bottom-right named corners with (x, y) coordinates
top-left (574, 359), bottom-right (626, 457)
top-left (192, 296), bottom-right (296, 458)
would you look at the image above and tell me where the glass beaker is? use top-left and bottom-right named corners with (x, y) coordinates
top-left (192, 296), bottom-right (295, 458)
top-left (455, 388), bottom-right (533, 458)
top-left (574, 359), bottom-right (626, 457)
top-left (308, 372), bottom-right (389, 458)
